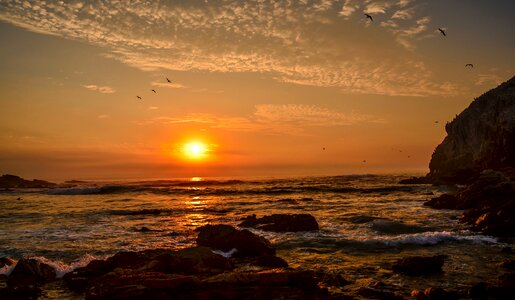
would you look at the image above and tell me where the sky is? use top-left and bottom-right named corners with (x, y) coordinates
top-left (0, 0), bottom-right (514, 181)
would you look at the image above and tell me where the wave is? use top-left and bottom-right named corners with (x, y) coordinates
top-left (0, 254), bottom-right (104, 278)
top-left (44, 183), bottom-right (424, 196)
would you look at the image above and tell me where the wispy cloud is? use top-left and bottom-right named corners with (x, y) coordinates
top-left (82, 84), bottom-right (115, 94)
top-left (140, 104), bottom-right (385, 135)
top-left (0, 0), bottom-right (458, 97)
top-left (151, 81), bottom-right (187, 89)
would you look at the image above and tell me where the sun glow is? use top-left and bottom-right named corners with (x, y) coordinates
top-left (182, 141), bottom-right (208, 160)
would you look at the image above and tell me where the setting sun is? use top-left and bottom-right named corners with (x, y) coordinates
top-left (182, 141), bottom-right (208, 160)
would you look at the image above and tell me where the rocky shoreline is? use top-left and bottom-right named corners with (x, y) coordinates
top-left (401, 76), bottom-right (515, 239)
top-left (1, 214), bottom-right (514, 299)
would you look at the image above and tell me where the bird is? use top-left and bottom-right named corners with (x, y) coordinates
top-left (151, 89), bottom-right (157, 93)
top-left (435, 121), bottom-right (439, 124)
top-left (362, 160), bottom-right (367, 163)
top-left (323, 147), bottom-right (325, 150)
top-left (166, 77), bottom-right (172, 83)
top-left (438, 28), bottom-right (446, 37)
top-left (465, 64), bottom-right (474, 68)
top-left (364, 14), bottom-right (373, 22)
top-left (136, 96), bottom-right (142, 100)
top-left (408, 156), bottom-right (411, 158)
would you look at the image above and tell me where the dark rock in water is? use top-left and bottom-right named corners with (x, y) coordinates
top-left (0, 285), bottom-right (42, 300)
top-left (85, 269), bottom-right (328, 300)
top-left (392, 255), bottom-right (447, 275)
top-left (399, 176), bottom-right (433, 184)
top-left (0, 174), bottom-right (56, 189)
top-left (356, 287), bottom-right (402, 300)
top-left (238, 213), bottom-right (319, 232)
top-left (196, 224), bottom-right (275, 257)
top-left (0, 257), bottom-right (16, 268)
top-left (7, 258), bottom-right (56, 287)
top-left (468, 280), bottom-right (515, 300)
top-left (500, 259), bottom-right (515, 270)
top-left (85, 272), bottom-right (200, 300)
top-left (167, 247), bottom-right (233, 275)
top-left (371, 219), bottom-right (430, 235)
top-left (424, 170), bottom-right (515, 237)
top-left (424, 193), bottom-right (461, 209)
top-left (313, 271), bottom-right (350, 288)
top-left (468, 282), bottom-right (488, 300)
top-left (498, 272), bottom-right (515, 287)
top-left (427, 76), bottom-right (515, 185)
top-left (423, 287), bottom-right (460, 299)
top-left (347, 215), bottom-right (380, 224)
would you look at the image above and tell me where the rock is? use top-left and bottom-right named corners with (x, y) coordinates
top-left (0, 286), bottom-right (42, 300)
top-left (371, 219), bottom-right (430, 235)
top-left (500, 259), bottom-right (515, 270)
top-left (356, 287), bottom-right (402, 300)
top-left (238, 214), bottom-right (319, 232)
top-left (468, 282), bottom-right (488, 299)
top-left (424, 194), bottom-right (461, 209)
top-left (0, 174), bottom-right (56, 188)
top-left (7, 258), bottom-right (56, 287)
top-left (392, 255), bottom-right (447, 275)
top-left (196, 224), bottom-right (275, 257)
top-left (423, 287), bottom-right (460, 299)
top-left (167, 247), bottom-right (233, 275)
top-left (0, 257), bottom-right (16, 268)
top-left (85, 269), bottom-right (328, 300)
top-left (85, 272), bottom-right (199, 300)
top-left (426, 76), bottom-right (515, 185)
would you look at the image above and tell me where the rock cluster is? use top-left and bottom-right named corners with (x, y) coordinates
top-left (0, 174), bottom-right (56, 189)
top-left (424, 170), bottom-right (515, 237)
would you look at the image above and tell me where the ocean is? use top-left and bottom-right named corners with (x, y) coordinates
top-left (0, 174), bottom-right (509, 298)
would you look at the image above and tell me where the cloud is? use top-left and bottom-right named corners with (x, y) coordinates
top-left (0, 0), bottom-right (458, 97)
top-left (151, 81), bottom-right (187, 89)
top-left (97, 114), bottom-right (109, 119)
top-left (82, 84), bottom-right (115, 94)
top-left (475, 73), bottom-right (503, 86)
top-left (141, 104), bottom-right (385, 135)
top-left (148, 106), bottom-right (159, 110)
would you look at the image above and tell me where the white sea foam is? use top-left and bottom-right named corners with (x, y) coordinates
top-left (212, 248), bottom-right (238, 258)
top-left (0, 254), bottom-right (105, 278)
top-left (359, 231), bottom-right (497, 246)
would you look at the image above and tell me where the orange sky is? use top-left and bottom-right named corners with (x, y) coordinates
top-left (0, 0), bottom-right (514, 181)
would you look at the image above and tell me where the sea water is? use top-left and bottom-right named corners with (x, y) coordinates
top-left (0, 174), bottom-right (511, 298)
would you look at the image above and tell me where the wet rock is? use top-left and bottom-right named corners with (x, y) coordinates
top-left (7, 258), bottom-right (56, 287)
top-left (167, 247), bottom-right (233, 275)
top-left (196, 224), bottom-right (275, 257)
top-left (468, 282), bottom-right (488, 299)
top-left (356, 287), bottom-right (402, 300)
top-left (0, 257), bottom-right (16, 268)
top-left (85, 272), bottom-right (199, 300)
top-left (424, 194), bottom-right (460, 209)
top-left (371, 219), bottom-right (430, 235)
top-left (313, 271), bottom-right (350, 288)
top-left (85, 269), bottom-right (328, 300)
top-left (392, 255), bottom-right (447, 275)
top-left (0, 285), bottom-right (42, 300)
top-left (423, 287), bottom-right (460, 299)
top-left (347, 215), bottom-right (380, 224)
top-left (238, 213), bottom-right (319, 232)
top-left (500, 259), bottom-right (515, 270)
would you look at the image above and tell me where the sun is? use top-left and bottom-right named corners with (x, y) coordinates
top-left (182, 141), bottom-right (208, 160)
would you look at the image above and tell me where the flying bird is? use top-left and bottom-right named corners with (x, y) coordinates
top-left (435, 121), bottom-right (439, 124)
top-left (438, 28), bottom-right (446, 37)
top-left (151, 89), bottom-right (157, 93)
top-left (136, 96), bottom-right (142, 100)
top-left (323, 147), bottom-right (326, 151)
top-left (166, 77), bottom-right (172, 83)
top-left (364, 14), bottom-right (373, 21)
top-left (362, 160), bottom-right (367, 163)
top-left (465, 64), bottom-right (474, 68)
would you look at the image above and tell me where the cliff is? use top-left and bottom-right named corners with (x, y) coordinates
top-left (427, 76), bottom-right (515, 184)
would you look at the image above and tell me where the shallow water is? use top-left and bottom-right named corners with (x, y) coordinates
top-left (0, 174), bottom-right (512, 298)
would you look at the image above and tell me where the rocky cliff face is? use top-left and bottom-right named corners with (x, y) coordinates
top-left (428, 76), bottom-right (515, 184)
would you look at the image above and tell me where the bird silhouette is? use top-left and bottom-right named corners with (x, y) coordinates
top-left (166, 77), bottom-right (172, 83)
top-left (438, 28), bottom-right (446, 37)
top-left (408, 156), bottom-right (411, 158)
top-left (362, 160), bottom-right (367, 163)
top-left (364, 14), bottom-right (373, 21)
top-left (136, 96), bottom-right (142, 100)
top-left (435, 121), bottom-right (439, 124)
top-left (323, 147), bottom-right (326, 150)
top-left (151, 89), bottom-right (157, 93)
top-left (465, 64), bottom-right (474, 68)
